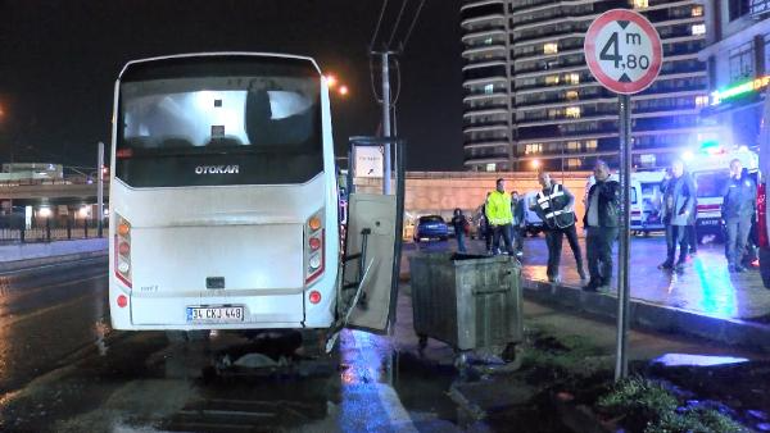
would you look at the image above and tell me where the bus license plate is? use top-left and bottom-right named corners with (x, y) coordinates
top-left (187, 306), bottom-right (245, 323)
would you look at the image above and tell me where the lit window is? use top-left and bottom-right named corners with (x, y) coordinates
top-left (486, 163), bottom-right (497, 172)
top-left (585, 140), bottom-right (598, 150)
top-left (565, 73), bottom-right (580, 85)
top-left (544, 42), bottom-right (559, 54)
top-left (565, 106), bottom-right (581, 118)
top-left (692, 6), bottom-right (704, 17)
top-left (566, 90), bottom-right (579, 100)
top-left (695, 95), bottom-right (710, 107)
top-left (634, 0), bottom-right (649, 9)
top-left (640, 154), bottom-right (656, 167)
top-left (525, 143), bottom-right (543, 154)
top-left (691, 24), bottom-right (706, 36)
top-left (548, 108), bottom-right (562, 119)
top-left (566, 158), bottom-right (582, 169)
top-left (484, 84), bottom-right (494, 94)
top-left (545, 75), bottom-right (560, 85)
top-left (484, 37), bottom-right (494, 45)
top-left (567, 141), bottom-right (581, 151)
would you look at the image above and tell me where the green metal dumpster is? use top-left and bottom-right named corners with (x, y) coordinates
top-left (409, 253), bottom-right (523, 360)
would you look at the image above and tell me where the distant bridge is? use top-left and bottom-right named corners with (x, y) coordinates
top-left (0, 177), bottom-right (110, 206)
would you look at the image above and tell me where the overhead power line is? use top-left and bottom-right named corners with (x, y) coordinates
top-left (387, 0), bottom-right (410, 49)
top-left (401, 0), bottom-right (427, 52)
top-left (370, 0), bottom-right (390, 49)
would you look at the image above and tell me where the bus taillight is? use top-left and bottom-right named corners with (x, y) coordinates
top-left (305, 211), bottom-right (325, 285)
top-left (115, 214), bottom-right (133, 288)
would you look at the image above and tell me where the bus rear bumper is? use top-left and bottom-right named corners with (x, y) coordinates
top-left (110, 288), bottom-right (335, 331)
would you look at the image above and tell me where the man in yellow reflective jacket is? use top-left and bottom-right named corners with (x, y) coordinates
top-left (485, 178), bottom-right (515, 255)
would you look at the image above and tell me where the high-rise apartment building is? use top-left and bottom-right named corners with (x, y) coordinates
top-left (698, 0), bottom-right (770, 150)
top-left (461, 0), bottom-right (712, 172)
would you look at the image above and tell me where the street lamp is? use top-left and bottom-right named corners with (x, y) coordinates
top-left (338, 85), bottom-right (349, 96)
top-left (325, 75), bottom-right (338, 89)
top-left (531, 159), bottom-right (541, 170)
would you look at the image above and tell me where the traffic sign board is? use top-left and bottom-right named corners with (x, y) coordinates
top-left (584, 9), bottom-right (662, 95)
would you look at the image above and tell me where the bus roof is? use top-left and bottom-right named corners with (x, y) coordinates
top-left (118, 52), bottom-right (322, 79)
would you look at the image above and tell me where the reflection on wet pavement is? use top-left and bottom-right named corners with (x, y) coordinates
top-left (406, 236), bottom-right (770, 321)
top-left (653, 353), bottom-right (749, 367)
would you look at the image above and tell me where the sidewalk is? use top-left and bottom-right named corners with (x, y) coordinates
top-left (403, 235), bottom-right (770, 351)
top-left (406, 235), bottom-right (770, 322)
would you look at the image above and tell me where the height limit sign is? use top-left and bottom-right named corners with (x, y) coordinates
top-left (584, 9), bottom-right (662, 94)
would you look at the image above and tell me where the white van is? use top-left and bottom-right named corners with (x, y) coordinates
top-left (630, 171), bottom-right (666, 235)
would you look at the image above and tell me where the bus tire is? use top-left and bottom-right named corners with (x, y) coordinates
top-left (165, 330), bottom-right (210, 343)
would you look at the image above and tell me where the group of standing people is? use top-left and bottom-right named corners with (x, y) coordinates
top-left (455, 155), bottom-right (758, 290)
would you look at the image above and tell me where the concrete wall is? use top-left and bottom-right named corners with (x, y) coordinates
top-left (355, 171), bottom-right (593, 227)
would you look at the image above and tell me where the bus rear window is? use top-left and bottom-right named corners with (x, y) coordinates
top-left (115, 56), bottom-right (323, 188)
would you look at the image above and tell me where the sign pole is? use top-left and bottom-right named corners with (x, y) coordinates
top-left (615, 94), bottom-right (632, 381)
top-left (583, 8), bottom-right (662, 382)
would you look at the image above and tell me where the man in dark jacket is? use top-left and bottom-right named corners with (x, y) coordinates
top-left (659, 160), bottom-right (696, 273)
top-left (722, 159), bottom-right (757, 273)
top-left (583, 160), bottom-right (620, 292)
top-left (511, 191), bottom-right (525, 257)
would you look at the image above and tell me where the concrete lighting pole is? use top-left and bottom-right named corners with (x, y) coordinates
top-left (97, 141), bottom-right (104, 237)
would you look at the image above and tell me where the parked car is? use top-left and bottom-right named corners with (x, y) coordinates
top-left (413, 215), bottom-right (449, 242)
top-left (522, 191), bottom-right (544, 236)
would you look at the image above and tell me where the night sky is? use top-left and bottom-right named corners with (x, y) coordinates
top-left (0, 0), bottom-right (464, 171)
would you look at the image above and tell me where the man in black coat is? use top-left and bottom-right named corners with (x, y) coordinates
top-left (583, 160), bottom-right (620, 292)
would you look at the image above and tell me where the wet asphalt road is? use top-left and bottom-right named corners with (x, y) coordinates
top-left (0, 259), bottom-right (472, 433)
top-left (0, 257), bottom-right (110, 395)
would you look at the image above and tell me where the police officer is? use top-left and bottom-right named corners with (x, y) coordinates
top-left (485, 178), bottom-right (515, 255)
top-left (722, 158), bottom-right (757, 273)
top-left (531, 171), bottom-right (587, 283)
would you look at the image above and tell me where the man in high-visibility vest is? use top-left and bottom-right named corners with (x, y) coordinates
top-left (531, 171), bottom-right (587, 283)
top-left (485, 178), bottom-right (515, 255)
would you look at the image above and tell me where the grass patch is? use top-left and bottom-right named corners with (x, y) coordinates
top-left (598, 377), bottom-right (748, 433)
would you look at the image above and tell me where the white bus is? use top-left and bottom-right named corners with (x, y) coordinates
top-left (109, 53), bottom-right (399, 348)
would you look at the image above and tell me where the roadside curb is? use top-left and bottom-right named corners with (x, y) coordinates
top-left (0, 250), bottom-right (108, 273)
top-left (521, 279), bottom-right (770, 353)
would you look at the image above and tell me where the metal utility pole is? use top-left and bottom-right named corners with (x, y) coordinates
top-left (380, 51), bottom-right (394, 195)
top-left (615, 95), bottom-right (632, 381)
top-left (97, 141), bottom-right (105, 238)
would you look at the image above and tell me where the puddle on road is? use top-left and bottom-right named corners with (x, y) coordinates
top-left (152, 329), bottom-right (463, 432)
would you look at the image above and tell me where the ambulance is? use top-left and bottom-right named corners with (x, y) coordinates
top-left (686, 144), bottom-right (759, 243)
